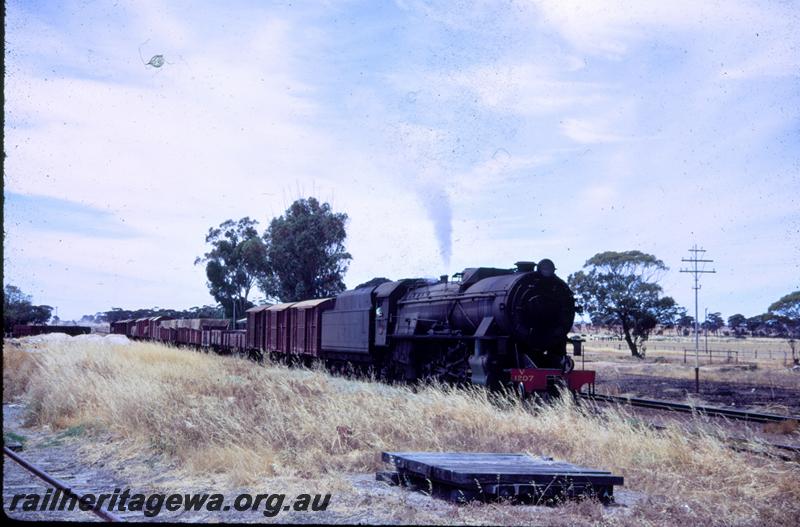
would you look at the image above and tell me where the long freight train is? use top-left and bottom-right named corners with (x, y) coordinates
top-left (112, 260), bottom-right (595, 397)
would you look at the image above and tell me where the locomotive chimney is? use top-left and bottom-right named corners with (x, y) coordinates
top-left (515, 261), bottom-right (536, 273)
top-left (440, 274), bottom-right (448, 284)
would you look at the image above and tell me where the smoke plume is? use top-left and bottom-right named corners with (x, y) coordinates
top-left (419, 185), bottom-right (452, 267)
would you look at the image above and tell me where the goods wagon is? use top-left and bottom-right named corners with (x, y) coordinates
top-left (289, 298), bottom-right (334, 357)
top-left (11, 325), bottom-right (91, 338)
top-left (265, 303), bottom-right (295, 354)
top-left (246, 305), bottom-right (270, 352)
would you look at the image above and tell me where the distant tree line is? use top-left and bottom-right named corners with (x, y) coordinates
top-left (726, 292), bottom-right (800, 340)
top-left (667, 302), bottom-right (799, 340)
top-left (589, 308), bottom-right (797, 340)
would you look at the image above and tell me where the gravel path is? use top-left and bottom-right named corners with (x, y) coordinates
top-left (2, 403), bottom-right (142, 521)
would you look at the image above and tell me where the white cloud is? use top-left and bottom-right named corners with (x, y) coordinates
top-left (560, 118), bottom-right (626, 144)
top-left (532, 1), bottom-right (745, 56)
top-left (531, 0), bottom-right (800, 79)
top-left (443, 62), bottom-right (609, 115)
top-left (723, 42), bottom-right (800, 80)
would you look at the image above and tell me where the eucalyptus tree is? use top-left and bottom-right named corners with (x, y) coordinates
top-left (568, 251), bottom-right (678, 358)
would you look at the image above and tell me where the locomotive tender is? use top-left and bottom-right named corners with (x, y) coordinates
top-left (112, 259), bottom-right (595, 396)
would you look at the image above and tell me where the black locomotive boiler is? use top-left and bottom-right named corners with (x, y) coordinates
top-left (114, 259), bottom-right (595, 397)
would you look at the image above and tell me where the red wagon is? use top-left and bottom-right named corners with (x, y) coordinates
top-left (289, 298), bottom-right (334, 358)
top-left (246, 305), bottom-right (270, 353)
top-left (265, 303), bottom-right (295, 354)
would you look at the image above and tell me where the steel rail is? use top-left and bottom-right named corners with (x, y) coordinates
top-left (581, 393), bottom-right (800, 423)
top-left (3, 446), bottom-right (122, 522)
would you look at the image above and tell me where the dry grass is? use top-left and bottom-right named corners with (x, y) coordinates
top-left (4, 338), bottom-right (800, 526)
top-left (3, 340), bottom-right (42, 400)
top-left (763, 420), bottom-right (800, 435)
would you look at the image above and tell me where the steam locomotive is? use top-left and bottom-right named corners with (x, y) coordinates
top-left (112, 260), bottom-right (595, 396)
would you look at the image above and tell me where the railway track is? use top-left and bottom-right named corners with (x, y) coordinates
top-left (581, 393), bottom-right (800, 423)
top-left (3, 446), bottom-right (122, 522)
top-left (580, 394), bottom-right (800, 461)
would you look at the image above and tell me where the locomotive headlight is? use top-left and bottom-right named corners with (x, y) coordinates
top-left (538, 258), bottom-right (556, 277)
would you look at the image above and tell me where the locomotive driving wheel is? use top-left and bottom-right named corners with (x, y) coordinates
top-left (419, 342), bottom-right (470, 385)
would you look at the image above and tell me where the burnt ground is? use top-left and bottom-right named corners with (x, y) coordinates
top-left (597, 372), bottom-right (800, 415)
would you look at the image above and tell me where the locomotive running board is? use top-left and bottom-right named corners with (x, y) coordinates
top-left (378, 452), bottom-right (623, 504)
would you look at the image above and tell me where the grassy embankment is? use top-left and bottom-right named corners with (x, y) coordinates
top-left (4, 337), bottom-right (799, 526)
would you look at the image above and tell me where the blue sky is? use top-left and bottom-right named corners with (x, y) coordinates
top-left (4, 0), bottom-right (799, 321)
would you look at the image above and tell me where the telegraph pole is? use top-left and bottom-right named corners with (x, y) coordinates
top-left (680, 245), bottom-right (715, 393)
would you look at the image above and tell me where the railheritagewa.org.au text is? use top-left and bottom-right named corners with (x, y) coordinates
top-left (7, 488), bottom-right (332, 517)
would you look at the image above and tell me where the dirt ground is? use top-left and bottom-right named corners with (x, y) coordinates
top-left (596, 370), bottom-right (800, 414)
top-left (582, 341), bottom-right (800, 415)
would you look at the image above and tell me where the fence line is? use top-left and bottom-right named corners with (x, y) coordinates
top-left (682, 348), bottom-right (739, 364)
top-left (586, 342), bottom-right (791, 365)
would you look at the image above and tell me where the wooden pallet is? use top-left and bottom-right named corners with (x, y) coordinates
top-left (378, 452), bottom-right (624, 504)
